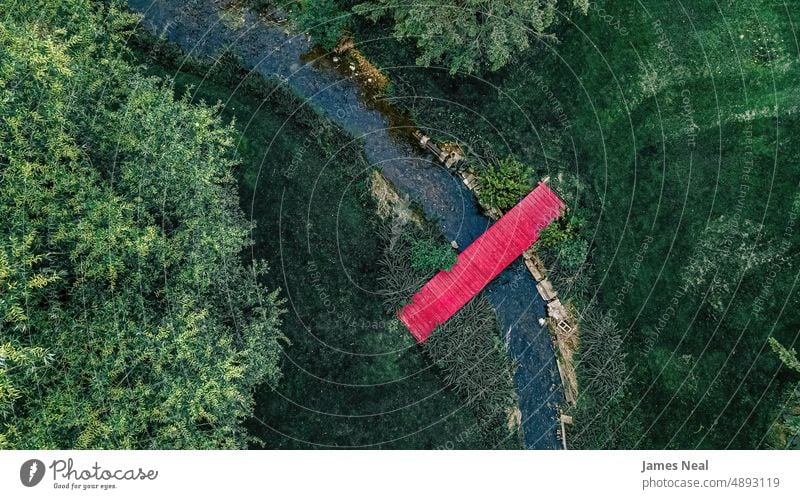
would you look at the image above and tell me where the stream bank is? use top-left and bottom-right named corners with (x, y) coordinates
top-left (129, 0), bottom-right (563, 449)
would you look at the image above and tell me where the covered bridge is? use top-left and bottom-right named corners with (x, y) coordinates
top-left (398, 182), bottom-right (564, 342)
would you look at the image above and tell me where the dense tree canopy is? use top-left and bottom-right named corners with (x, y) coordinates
top-left (354, 0), bottom-right (588, 74)
top-left (0, 1), bottom-right (284, 449)
top-left (293, 0), bottom-right (353, 50)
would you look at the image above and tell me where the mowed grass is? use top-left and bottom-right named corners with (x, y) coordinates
top-left (134, 50), bottom-right (487, 448)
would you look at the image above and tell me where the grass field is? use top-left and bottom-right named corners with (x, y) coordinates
top-left (351, 0), bottom-right (800, 448)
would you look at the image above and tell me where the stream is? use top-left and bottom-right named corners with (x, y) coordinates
top-left (129, 0), bottom-right (564, 449)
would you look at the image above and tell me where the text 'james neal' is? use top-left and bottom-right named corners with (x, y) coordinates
top-left (641, 460), bottom-right (709, 473)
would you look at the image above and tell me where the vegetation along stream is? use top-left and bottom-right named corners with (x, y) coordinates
top-left (129, 0), bottom-right (563, 448)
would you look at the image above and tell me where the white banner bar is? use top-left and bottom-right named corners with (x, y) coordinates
top-left (1, 451), bottom-right (797, 498)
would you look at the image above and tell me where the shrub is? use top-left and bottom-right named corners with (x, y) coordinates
top-left (539, 212), bottom-right (585, 247)
top-left (539, 222), bottom-right (569, 247)
top-left (477, 157), bottom-right (533, 212)
top-left (557, 237), bottom-right (589, 269)
top-left (410, 238), bottom-right (458, 272)
top-left (0, 3), bottom-right (285, 449)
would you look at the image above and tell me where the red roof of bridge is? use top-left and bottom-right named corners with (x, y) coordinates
top-left (398, 182), bottom-right (564, 342)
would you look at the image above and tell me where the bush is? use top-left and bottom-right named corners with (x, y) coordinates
top-left (477, 157), bottom-right (533, 212)
top-left (539, 212), bottom-right (585, 247)
top-left (556, 237), bottom-right (589, 270)
top-left (568, 306), bottom-right (640, 449)
top-left (538, 223), bottom-right (569, 247)
top-left (410, 238), bottom-right (458, 272)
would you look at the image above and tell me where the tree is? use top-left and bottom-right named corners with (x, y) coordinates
top-left (293, 0), bottom-right (352, 50)
top-left (477, 157), bottom-right (533, 212)
top-left (354, 0), bottom-right (588, 74)
top-left (0, 1), bottom-right (284, 449)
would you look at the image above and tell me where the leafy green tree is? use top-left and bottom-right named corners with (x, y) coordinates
top-left (0, 1), bottom-right (284, 449)
top-left (354, 0), bottom-right (588, 74)
top-left (293, 0), bottom-right (352, 50)
top-left (767, 338), bottom-right (800, 448)
top-left (477, 157), bottom-right (533, 212)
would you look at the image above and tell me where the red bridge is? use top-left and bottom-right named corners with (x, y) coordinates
top-left (398, 182), bottom-right (565, 342)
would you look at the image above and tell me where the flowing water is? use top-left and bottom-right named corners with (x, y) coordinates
top-left (129, 0), bottom-right (563, 449)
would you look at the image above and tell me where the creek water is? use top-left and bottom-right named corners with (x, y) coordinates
top-left (129, 0), bottom-right (563, 449)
